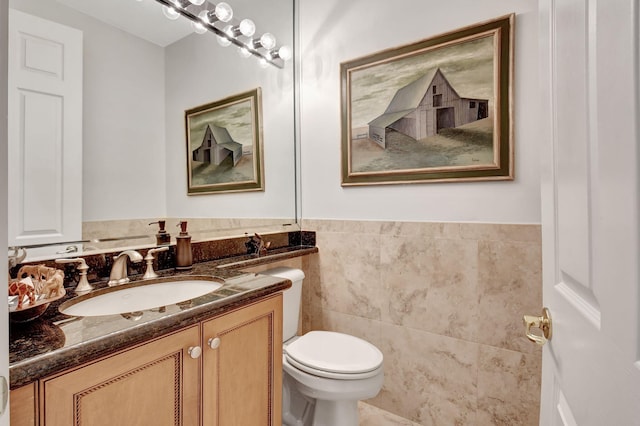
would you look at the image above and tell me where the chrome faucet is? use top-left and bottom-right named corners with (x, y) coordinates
top-left (108, 250), bottom-right (143, 286)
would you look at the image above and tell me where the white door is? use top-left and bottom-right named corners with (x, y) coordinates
top-left (538, 0), bottom-right (640, 424)
top-left (7, 9), bottom-right (82, 249)
top-left (1, 1), bottom-right (10, 424)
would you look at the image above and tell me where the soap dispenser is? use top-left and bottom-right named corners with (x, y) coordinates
top-left (175, 221), bottom-right (193, 270)
top-left (149, 220), bottom-right (171, 245)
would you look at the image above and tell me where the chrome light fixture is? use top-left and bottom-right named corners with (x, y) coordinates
top-left (152, 0), bottom-right (291, 68)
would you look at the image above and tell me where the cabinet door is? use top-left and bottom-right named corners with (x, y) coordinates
top-left (202, 295), bottom-right (283, 426)
top-left (10, 383), bottom-right (37, 426)
top-left (40, 326), bottom-right (200, 426)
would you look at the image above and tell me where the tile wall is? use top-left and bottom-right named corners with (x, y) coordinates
top-left (298, 220), bottom-right (543, 425)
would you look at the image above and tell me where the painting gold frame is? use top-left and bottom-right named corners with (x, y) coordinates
top-left (341, 14), bottom-right (514, 185)
top-left (185, 88), bottom-right (264, 195)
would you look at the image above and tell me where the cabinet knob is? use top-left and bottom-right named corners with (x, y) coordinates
top-left (188, 346), bottom-right (202, 359)
top-left (208, 337), bottom-right (221, 349)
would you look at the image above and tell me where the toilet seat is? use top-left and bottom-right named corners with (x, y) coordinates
top-left (284, 331), bottom-right (383, 380)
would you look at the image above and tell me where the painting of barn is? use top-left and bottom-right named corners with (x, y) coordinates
top-left (368, 68), bottom-right (489, 149)
top-left (192, 124), bottom-right (243, 166)
top-left (185, 88), bottom-right (264, 194)
top-left (340, 15), bottom-right (513, 185)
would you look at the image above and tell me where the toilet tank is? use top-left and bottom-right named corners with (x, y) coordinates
top-left (261, 267), bottom-right (305, 342)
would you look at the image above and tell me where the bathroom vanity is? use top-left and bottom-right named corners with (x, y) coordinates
top-left (12, 295), bottom-right (281, 425)
top-left (8, 242), bottom-right (317, 426)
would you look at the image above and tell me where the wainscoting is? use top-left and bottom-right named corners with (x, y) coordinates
top-left (300, 220), bottom-right (542, 425)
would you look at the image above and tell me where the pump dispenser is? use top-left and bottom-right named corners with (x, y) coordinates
top-left (149, 220), bottom-right (171, 245)
top-left (175, 221), bottom-right (193, 270)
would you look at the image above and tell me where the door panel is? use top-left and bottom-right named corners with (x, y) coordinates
top-left (539, 0), bottom-right (640, 424)
top-left (8, 9), bottom-right (82, 248)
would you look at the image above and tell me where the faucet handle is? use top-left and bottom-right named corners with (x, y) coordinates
top-left (143, 246), bottom-right (169, 280)
top-left (8, 247), bottom-right (27, 269)
top-left (55, 257), bottom-right (93, 294)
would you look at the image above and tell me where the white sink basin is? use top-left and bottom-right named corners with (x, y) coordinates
top-left (60, 277), bottom-right (224, 317)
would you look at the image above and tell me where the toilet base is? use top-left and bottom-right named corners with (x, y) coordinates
top-left (283, 373), bottom-right (315, 426)
top-left (312, 399), bottom-right (359, 426)
top-left (282, 371), bottom-right (361, 426)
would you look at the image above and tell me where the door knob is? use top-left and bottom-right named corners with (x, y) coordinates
top-left (523, 307), bottom-right (552, 346)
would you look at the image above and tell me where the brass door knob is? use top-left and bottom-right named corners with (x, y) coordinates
top-left (523, 307), bottom-right (552, 346)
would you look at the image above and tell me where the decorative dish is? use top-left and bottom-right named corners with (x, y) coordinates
top-left (9, 265), bottom-right (66, 322)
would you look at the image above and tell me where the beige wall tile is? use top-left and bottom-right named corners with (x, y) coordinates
top-left (373, 323), bottom-right (479, 425)
top-left (380, 234), bottom-right (479, 341)
top-left (313, 231), bottom-right (383, 320)
top-left (460, 223), bottom-right (542, 243)
top-left (477, 344), bottom-right (542, 426)
top-left (477, 239), bottom-right (543, 353)
top-left (380, 221), bottom-right (462, 239)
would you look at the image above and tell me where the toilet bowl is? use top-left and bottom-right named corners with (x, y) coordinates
top-left (262, 267), bottom-right (384, 426)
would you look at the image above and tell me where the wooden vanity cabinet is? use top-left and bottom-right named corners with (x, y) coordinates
top-left (11, 294), bottom-right (282, 426)
top-left (202, 294), bottom-right (282, 425)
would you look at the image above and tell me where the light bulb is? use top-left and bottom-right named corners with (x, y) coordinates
top-left (237, 47), bottom-right (252, 58)
top-left (191, 20), bottom-right (207, 34)
top-left (239, 19), bottom-right (256, 37)
top-left (198, 10), bottom-right (210, 23)
top-left (162, 6), bottom-right (180, 20)
top-left (259, 33), bottom-right (276, 50)
top-left (278, 45), bottom-right (292, 61)
top-left (188, 0), bottom-right (205, 5)
top-left (215, 2), bottom-right (233, 23)
top-left (217, 25), bottom-right (233, 47)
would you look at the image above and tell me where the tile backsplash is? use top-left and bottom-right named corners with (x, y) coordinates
top-left (299, 220), bottom-right (542, 425)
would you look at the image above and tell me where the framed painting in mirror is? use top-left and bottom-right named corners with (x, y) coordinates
top-left (340, 14), bottom-right (514, 185)
top-left (185, 88), bottom-right (264, 194)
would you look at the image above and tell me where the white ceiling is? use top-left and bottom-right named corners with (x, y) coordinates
top-left (56, 0), bottom-right (196, 47)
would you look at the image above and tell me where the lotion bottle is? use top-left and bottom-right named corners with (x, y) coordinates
top-left (149, 220), bottom-right (171, 245)
top-left (175, 221), bottom-right (193, 270)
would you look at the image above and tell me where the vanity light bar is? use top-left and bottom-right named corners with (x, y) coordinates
top-left (152, 0), bottom-right (288, 69)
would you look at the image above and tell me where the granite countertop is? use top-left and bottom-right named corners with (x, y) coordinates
top-left (9, 245), bottom-right (317, 389)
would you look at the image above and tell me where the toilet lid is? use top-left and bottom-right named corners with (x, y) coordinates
top-left (284, 331), bottom-right (383, 375)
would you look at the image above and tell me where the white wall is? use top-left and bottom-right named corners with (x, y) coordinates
top-left (164, 0), bottom-right (296, 220)
top-left (298, 0), bottom-right (541, 224)
top-left (9, 0), bottom-right (167, 222)
top-left (80, 15), bottom-right (166, 221)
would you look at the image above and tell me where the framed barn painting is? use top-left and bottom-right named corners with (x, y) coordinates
top-left (185, 88), bottom-right (264, 195)
top-left (340, 14), bottom-right (514, 185)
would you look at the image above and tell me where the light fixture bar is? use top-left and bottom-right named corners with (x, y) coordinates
top-left (153, 0), bottom-right (287, 69)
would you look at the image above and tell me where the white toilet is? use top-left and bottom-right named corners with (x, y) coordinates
top-left (262, 267), bottom-right (384, 426)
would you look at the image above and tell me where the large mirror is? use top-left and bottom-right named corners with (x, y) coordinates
top-left (7, 0), bottom-right (297, 261)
